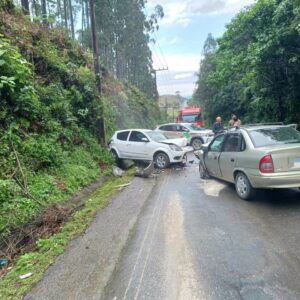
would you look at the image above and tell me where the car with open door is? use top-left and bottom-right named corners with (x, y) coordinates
top-left (195, 124), bottom-right (300, 200)
top-left (108, 129), bottom-right (191, 169)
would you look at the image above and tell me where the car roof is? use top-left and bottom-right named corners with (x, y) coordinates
top-left (242, 124), bottom-right (291, 131)
top-left (157, 123), bottom-right (198, 127)
top-left (115, 129), bottom-right (152, 133)
top-left (226, 125), bottom-right (294, 134)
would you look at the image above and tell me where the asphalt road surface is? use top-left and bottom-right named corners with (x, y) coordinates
top-left (103, 160), bottom-right (300, 300)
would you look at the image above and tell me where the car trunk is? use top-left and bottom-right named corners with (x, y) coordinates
top-left (261, 144), bottom-right (300, 172)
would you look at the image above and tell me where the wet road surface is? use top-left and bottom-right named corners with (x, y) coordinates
top-left (103, 161), bottom-right (300, 300)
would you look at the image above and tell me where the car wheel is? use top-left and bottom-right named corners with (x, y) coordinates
top-left (199, 161), bottom-right (209, 179)
top-left (154, 152), bottom-right (170, 169)
top-left (191, 138), bottom-right (203, 150)
top-left (235, 172), bottom-right (256, 200)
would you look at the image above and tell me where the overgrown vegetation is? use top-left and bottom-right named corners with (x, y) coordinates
top-left (0, 6), bottom-right (161, 254)
top-left (193, 0), bottom-right (300, 125)
top-left (0, 172), bottom-right (134, 300)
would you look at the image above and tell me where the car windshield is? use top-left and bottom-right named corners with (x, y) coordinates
top-left (182, 114), bottom-right (199, 123)
top-left (147, 131), bottom-right (168, 142)
top-left (249, 127), bottom-right (300, 147)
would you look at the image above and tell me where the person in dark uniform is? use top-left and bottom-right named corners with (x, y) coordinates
top-left (212, 116), bottom-right (224, 135)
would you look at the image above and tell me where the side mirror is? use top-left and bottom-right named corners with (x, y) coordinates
top-left (141, 137), bottom-right (149, 142)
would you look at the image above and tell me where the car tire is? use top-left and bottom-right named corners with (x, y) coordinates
top-left (235, 172), bottom-right (256, 200)
top-left (154, 152), bottom-right (170, 169)
top-left (199, 161), bottom-right (209, 179)
top-left (191, 138), bottom-right (203, 150)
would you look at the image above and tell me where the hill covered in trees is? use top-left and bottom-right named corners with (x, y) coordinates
top-left (193, 0), bottom-right (300, 125)
top-left (0, 1), bottom-right (162, 248)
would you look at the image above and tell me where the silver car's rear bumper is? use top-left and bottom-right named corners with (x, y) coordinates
top-left (249, 171), bottom-right (300, 188)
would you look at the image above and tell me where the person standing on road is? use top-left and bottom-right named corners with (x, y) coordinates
top-left (212, 116), bottom-right (224, 135)
top-left (229, 114), bottom-right (241, 128)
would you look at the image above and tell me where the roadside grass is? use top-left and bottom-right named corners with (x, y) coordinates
top-left (0, 171), bottom-right (134, 300)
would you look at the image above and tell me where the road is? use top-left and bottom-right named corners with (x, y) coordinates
top-left (103, 161), bottom-right (300, 300)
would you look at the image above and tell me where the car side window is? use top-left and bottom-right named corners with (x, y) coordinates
top-left (129, 131), bottom-right (147, 142)
top-left (209, 135), bottom-right (225, 152)
top-left (116, 131), bottom-right (130, 141)
top-left (176, 125), bottom-right (188, 132)
top-left (163, 125), bottom-right (173, 131)
top-left (175, 125), bottom-right (183, 131)
top-left (223, 134), bottom-right (246, 152)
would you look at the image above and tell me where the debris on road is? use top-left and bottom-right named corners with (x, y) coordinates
top-left (112, 166), bottom-right (125, 177)
top-left (135, 161), bottom-right (154, 178)
top-left (19, 273), bottom-right (33, 280)
top-left (115, 182), bottom-right (132, 190)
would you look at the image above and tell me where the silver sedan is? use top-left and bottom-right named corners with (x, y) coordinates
top-left (195, 125), bottom-right (300, 200)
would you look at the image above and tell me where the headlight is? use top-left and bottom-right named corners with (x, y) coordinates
top-left (169, 144), bottom-right (182, 151)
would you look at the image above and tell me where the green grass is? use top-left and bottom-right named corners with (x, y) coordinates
top-left (0, 172), bottom-right (134, 300)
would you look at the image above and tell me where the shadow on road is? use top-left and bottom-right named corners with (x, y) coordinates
top-left (211, 177), bottom-right (300, 208)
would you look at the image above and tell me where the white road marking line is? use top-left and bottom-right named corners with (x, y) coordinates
top-left (122, 171), bottom-right (169, 300)
top-left (133, 172), bottom-right (170, 300)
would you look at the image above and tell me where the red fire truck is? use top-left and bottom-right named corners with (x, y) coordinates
top-left (177, 106), bottom-right (203, 127)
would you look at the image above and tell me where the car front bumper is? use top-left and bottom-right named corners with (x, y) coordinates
top-left (169, 147), bottom-right (193, 163)
top-left (249, 171), bottom-right (300, 189)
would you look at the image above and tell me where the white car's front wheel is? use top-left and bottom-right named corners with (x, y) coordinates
top-left (191, 138), bottom-right (203, 150)
top-left (154, 152), bottom-right (170, 169)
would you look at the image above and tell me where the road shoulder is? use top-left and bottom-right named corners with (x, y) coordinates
top-left (24, 176), bottom-right (157, 300)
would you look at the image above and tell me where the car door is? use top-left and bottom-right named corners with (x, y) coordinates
top-left (115, 131), bottom-right (131, 157)
top-left (127, 130), bottom-right (150, 159)
top-left (219, 134), bottom-right (245, 182)
top-left (176, 125), bottom-right (190, 139)
top-left (160, 125), bottom-right (182, 139)
top-left (205, 134), bottom-right (225, 177)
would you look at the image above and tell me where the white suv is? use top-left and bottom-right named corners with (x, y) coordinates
top-left (155, 123), bottom-right (214, 150)
top-left (108, 129), bottom-right (189, 168)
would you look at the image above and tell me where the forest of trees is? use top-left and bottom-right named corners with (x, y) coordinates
top-left (193, 0), bottom-right (300, 125)
top-left (0, 0), bottom-right (163, 263)
top-left (9, 0), bottom-right (163, 99)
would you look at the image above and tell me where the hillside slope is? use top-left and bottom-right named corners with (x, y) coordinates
top-left (0, 8), bottom-right (161, 242)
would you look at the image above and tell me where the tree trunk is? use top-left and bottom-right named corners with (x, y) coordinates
top-left (85, 0), bottom-right (89, 29)
top-left (63, 0), bottom-right (68, 29)
top-left (68, 0), bottom-right (75, 39)
top-left (41, 0), bottom-right (47, 25)
top-left (57, 0), bottom-right (62, 24)
top-left (21, 0), bottom-right (30, 15)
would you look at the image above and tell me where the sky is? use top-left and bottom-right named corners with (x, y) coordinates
top-left (145, 0), bottom-right (256, 97)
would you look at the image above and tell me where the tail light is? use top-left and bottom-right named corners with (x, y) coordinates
top-left (259, 155), bottom-right (274, 173)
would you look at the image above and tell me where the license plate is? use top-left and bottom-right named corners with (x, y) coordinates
top-left (294, 158), bottom-right (300, 167)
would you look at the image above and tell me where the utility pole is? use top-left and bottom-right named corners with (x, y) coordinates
top-left (153, 67), bottom-right (168, 99)
top-left (89, 0), bottom-right (105, 146)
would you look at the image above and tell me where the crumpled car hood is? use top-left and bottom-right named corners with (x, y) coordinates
top-left (158, 138), bottom-right (187, 147)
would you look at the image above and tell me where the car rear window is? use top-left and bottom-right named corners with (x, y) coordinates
top-left (117, 131), bottom-right (129, 141)
top-left (249, 127), bottom-right (300, 147)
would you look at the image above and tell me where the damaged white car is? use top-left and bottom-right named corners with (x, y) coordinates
top-left (108, 129), bottom-right (191, 168)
